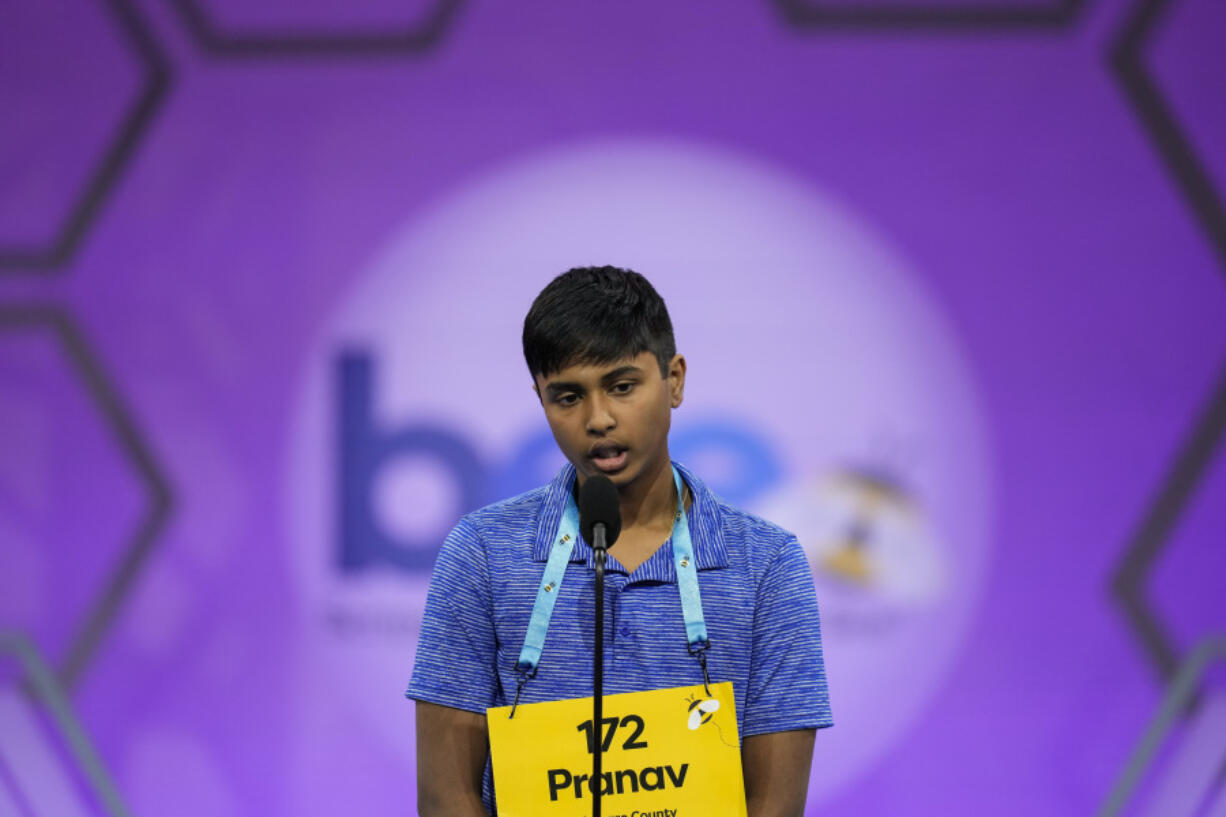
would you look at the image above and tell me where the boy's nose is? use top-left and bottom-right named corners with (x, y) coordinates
top-left (585, 395), bottom-right (616, 434)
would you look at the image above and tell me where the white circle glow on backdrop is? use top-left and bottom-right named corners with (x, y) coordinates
top-left (286, 138), bottom-right (993, 806)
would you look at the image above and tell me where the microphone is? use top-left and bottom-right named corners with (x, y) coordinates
top-left (577, 474), bottom-right (621, 817)
top-left (578, 475), bottom-right (621, 551)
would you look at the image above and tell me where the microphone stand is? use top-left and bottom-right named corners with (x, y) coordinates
top-left (592, 522), bottom-right (607, 817)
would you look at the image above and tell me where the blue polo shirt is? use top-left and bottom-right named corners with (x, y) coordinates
top-left (408, 461), bottom-right (832, 809)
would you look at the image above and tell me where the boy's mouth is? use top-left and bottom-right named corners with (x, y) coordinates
top-left (588, 443), bottom-right (628, 473)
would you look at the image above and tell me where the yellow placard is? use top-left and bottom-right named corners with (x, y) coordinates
top-left (487, 681), bottom-right (747, 817)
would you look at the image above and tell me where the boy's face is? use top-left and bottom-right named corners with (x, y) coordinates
top-left (534, 351), bottom-right (686, 491)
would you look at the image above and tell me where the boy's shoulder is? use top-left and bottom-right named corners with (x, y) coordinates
top-left (715, 498), bottom-right (796, 541)
top-left (702, 491), bottom-right (799, 565)
top-left (675, 462), bottom-right (802, 571)
top-left (458, 484), bottom-right (552, 536)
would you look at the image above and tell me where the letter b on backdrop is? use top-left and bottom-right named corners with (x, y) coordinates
top-left (337, 351), bottom-right (485, 572)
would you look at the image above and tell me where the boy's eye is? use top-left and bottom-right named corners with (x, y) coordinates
top-left (556, 393), bottom-right (579, 406)
top-left (611, 381), bottom-right (635, 395)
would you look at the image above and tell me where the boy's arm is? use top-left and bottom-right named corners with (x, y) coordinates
top-left (742, 729), bottom-right (817, 817)
top-left (415, 701), bottom-right (490, 817)
top-left (740, 534), bottom-right (831, 816)
top-left (409, 517), bottom-right (497, 816)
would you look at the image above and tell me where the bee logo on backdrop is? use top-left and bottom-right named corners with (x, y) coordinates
top-left (285, 139), bottom-right (993, 807)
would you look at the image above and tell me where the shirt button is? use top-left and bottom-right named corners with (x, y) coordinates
top-left (620, 628), bottom-right (632, 637)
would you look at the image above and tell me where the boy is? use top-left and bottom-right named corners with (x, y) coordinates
top-left (408, 266), bottom-right (832, 816)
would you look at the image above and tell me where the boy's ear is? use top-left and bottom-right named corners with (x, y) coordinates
top-left (668, 354), bottom-right (686, 408)
top-left (532, 381), bottom-right (542, 404)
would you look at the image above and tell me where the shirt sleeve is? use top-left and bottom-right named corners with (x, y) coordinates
top-left (406, 516), bottom-right (501, 714)
top-left (741, 535), bottom-right (834, 736)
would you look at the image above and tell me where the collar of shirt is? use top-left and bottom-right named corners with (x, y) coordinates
top-left (531, 460), bottom-right (730, 580)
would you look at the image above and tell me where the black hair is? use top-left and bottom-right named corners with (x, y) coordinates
top-left (522, 266), bottom-right (676, 379)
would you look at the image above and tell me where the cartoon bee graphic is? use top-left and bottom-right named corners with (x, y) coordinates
top-left (686, 694), bottom-right (721, 731)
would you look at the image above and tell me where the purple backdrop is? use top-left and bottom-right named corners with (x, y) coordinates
top-left (2, 0), bottom-right (1225, 815)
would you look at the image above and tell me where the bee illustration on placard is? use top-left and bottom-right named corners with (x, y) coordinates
top-left (686, 694), bottom-right (720, 730)
top-left (683, 692), bottom-right (740, 748)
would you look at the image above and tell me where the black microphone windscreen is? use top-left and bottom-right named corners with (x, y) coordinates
top-left (578, 475), bottom-right (621, 549)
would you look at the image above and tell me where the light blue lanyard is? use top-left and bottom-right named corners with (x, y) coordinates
top-left (511, 466), bottom-right (711, 712)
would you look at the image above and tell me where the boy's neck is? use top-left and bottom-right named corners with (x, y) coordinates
top-left (615, 453), bottom-right (677, 532)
